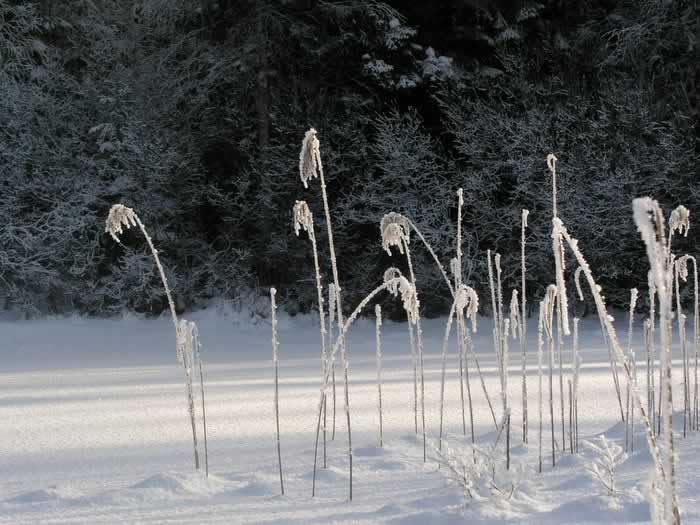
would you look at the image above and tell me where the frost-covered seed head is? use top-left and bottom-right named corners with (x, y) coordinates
top-left (383, 267), bottom-right (403, 290)
top-left (456, 284), bottom-right (479, 330)
top-left (669, 205), bottom-right (690, 237)
top-left (299, 128), bottom-right (321, 189)
top-left (380, 212), bottom-right (410, 255)
top-left (105, 204), bottom-right (138, 243)
top-left (292, 200), bottom-right (313, 236)
top-left (384, 267), bottom-right (418, 323)
top-left (398, 277), bottom-right (419, 324)
top-left (522, 208), bottom-right (529, 227)
top-left (457, 188), bottom-right (463, 207)
top-left (546, 153), bottom-right (557, 175)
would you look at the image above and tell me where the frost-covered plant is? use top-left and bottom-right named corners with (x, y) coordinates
top-left (191, 323), bottom-right (209, 477)
top-left (626, 288), bottom-right (639, 451)
top-left (675, 255), bottom-right (697, 435)
top-left (381, 213), bottom-right (427, 461)
top-left (543, 284), bottom-right (558, 468)
top-left (572, 318), bottom-right (582, 454)
top-left (487, 251), bottom-right (503, 407)
top-left (375, 304), bottom-right (384, 448)
top-left (313, 270), bottom-right (424, 470)
top-left (294, 200), bottom-right (329, 471)
top-left (176, 319), bottom-right (201, 472)
top-left (634, 198), bottom-right (685, 524)
top-left (439, 284), bottom-right (478, 449)
top-left (270, 288), bottom-right (284, 495)
top-left (329, 284), bottom-right (337, 441)
top-left (584, 436), bottom-right (627, 498)
top-left (520, 209), bottom-right (529, 443)
top-left (300, 129), bottom-right (353, 500)
top-left (537, 299), bottom-right (546, 473)
top-left (106, 204), bottom-right (201, 471)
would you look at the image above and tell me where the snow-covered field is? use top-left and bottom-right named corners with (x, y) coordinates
top-left (2, 309), bottom-right (700, 524)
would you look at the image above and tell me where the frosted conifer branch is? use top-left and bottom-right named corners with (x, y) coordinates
top-left (293, 200), bottom-right (313, 236)
top-left (299, 128), bottom-right (322, 189)
top-left (105, 204), bottom-right (138, 243)
top-left (380, 212), bottom-right (411, 255)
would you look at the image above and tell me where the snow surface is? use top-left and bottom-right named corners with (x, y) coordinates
top-left (2, 309), bottom-right (700, 524)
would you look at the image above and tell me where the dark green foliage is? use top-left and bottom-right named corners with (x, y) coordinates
top-left (1, 0), bottom-right (698, 317)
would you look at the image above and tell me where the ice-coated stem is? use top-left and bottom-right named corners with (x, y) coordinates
top-left (271, 288), bottom-right (284, 495)
top-left (375, 305), bottom-right (384, 448)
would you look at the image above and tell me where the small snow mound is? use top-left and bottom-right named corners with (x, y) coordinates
top-left (6, 486), bottom-right (81, 505)
top-left (130, 472), bottom-right (227, 498)
top-left (231, 480), bottom-right (276, 497)
top-left (354, 446), bottom-right (385, 457)
top-left (132, 473), bottom-right (189, 492)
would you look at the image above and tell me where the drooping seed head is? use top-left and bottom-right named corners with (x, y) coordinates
top-left (380, 212), bottom-right (410, 255)
top-left (669, 205), bottom-right (690, 237)
top-left (677, 255), bottom-right (690, 282)
top-left (105, 204), bottom-right (138, 243)
top-left (546, 153), bottom-right (557, 175)
top-left (383, 267), bottom-right (403, 288)
top-left (456, 284), bottom-right (479, 330)
top-left (292, 200), bottom-right (313, 236)
top-left (384, 267), bottom-right (418, 324)
top-left (299, 128), bottom-right (322, 189)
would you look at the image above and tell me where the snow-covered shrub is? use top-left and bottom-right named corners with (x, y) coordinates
top-left (584, 436), bottom-right (627, 498)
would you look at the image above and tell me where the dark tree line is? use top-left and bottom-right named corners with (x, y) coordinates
top-left (1, 0), bottom-right (699, 318)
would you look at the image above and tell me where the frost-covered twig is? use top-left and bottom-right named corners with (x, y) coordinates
top-left (375, 304), bottom-right (384, 448)
top-left (270, 288), bottom-right (284, 495)
top-left (521, 209), bottom-right (529, 443)
top-left (538, 300), bottom-right (545, 473)
top-left (294, 200), bottom-right (329, 469)
top-left (192, 324), bottom-right (209, 477)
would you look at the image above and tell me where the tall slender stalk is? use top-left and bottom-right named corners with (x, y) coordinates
top-left (293, 201), bottom-right (329, 470)
top-left (521, 209), bottom-right (529, 443)
top-left (627, 288), bottom-right (639, 450)
top-left (572, 317), bottom-right (581, 453)
top-left (544, 285), bottom-right (557, 467)
top-left (300, 129), bottom-right (353, 499)
top-left (270, 288), bottom-right (284, 495)
top-left (538, 300), bottom-right (545, 473)
top-left (375, 304), bottom-right (384, 448)
top-left (193, 325), bottom-right (209, 477)
top-left (329, 284), bottom-right (337, 441)
top-left (381, 213), bottom-right (427, 461)
top-left (455, 191), bottom-right (468, 436)
top-left (675, 259), bottom-right (690, 437)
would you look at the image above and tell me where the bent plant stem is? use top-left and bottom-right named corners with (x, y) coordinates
top-left (311, 278), bottom-right (406, 497)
